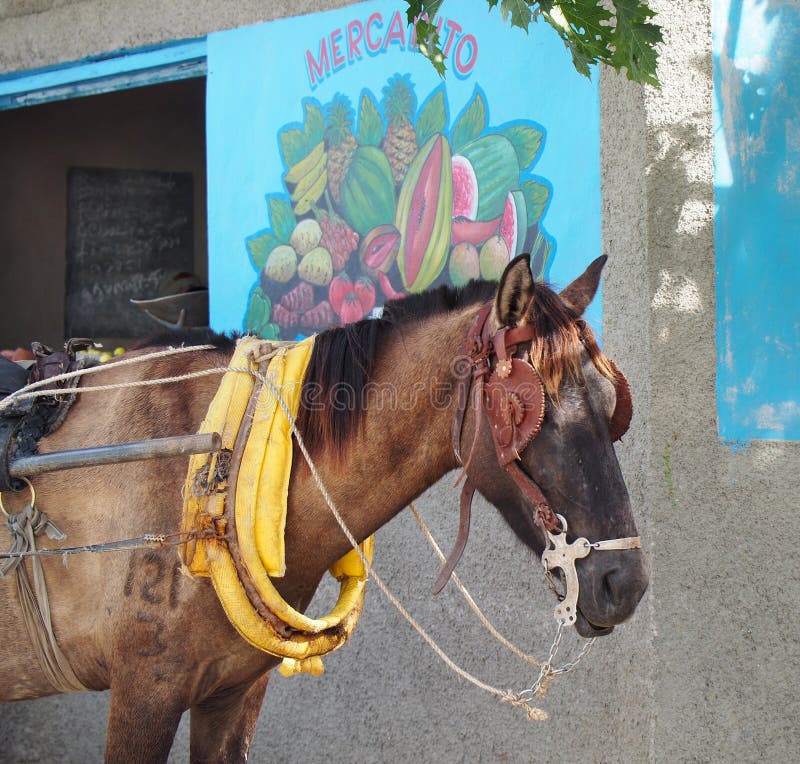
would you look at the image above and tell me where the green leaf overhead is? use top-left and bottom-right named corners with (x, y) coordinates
top-left (404, 0), bottom-right (662, 86)
top-left (499, 0), bottom-right (533, 30)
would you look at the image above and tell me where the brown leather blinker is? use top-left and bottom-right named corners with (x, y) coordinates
top-left (484, 356), bottom-right (546, 467)
top-left (608, 360), bottom-right (633, 442)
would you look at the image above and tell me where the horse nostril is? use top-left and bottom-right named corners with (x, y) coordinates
top-left (602, 567), bottom-right (620, 602)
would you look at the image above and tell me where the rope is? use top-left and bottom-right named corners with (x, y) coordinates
top-left (407, 503), bottom-right (545, 669)
top-left (0, 344), bottom-right (217, 412)
top-left (248, 365), bottom-right (550, 721)
top-left (1, 497), bottom-right (89, 692)
top-left (0, 340), bottom-right (593, 719)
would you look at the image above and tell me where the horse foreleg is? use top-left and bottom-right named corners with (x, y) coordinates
top-left (189, 671), bottom-right (271, 763)
top-left (105, 682), bottom-right (184, 764)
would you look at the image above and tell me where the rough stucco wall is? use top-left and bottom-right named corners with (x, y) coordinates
top-left (2, 0), bottom-right (799, 761)
top-left (0, 0), bottom-right (355, 74)
top-left (603, 0), bottom-right (800, 760)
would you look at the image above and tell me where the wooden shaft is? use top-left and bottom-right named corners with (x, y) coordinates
top-left (8, 432), bottom-right (221, 478)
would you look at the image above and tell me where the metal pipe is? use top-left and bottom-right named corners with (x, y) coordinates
top-left (8, 432), bottom-right (222, 478)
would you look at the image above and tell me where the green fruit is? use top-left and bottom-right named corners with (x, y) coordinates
top-left (395, 133), bottom-right (453, 293)
top-left (460, 135), bottom-right (520, 222)
top-left (289, 218), bottom-right (323, 257)
top-left (339, 146), bottom-right (396, 236)
top-left (264, 244), bottom-right (297, 283)
top-left (449, 242), bottom-right (480, 286)
top-left (479, 235), bottom-right (510, 281)
top-left (298, 246), bottom-right (333, 286)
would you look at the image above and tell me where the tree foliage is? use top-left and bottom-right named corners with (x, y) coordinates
top-left (405, 0), bottom-right (662, 86)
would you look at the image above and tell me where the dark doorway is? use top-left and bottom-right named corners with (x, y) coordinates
top-left (0, 77), bottom-right (207, 349)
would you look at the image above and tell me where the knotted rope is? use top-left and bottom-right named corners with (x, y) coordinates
top-left (1, 342), bottom-right (597, 717)
top-left (0, 482), bottom-right (89, 692)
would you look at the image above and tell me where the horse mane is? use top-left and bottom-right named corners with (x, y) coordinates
top-left (296, 280), bottom-right (495, 458)
top-left (519, 280), bottom-right (614, 400)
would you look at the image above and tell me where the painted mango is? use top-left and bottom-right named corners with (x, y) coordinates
top-left (339, 147), bottom-right (396, 236)
top-left (359, 224), bottom-right (400, 280)
top-left (395, 133), bottom-right (453, 293)
top-left (459, 134), bottom-right (520, 222)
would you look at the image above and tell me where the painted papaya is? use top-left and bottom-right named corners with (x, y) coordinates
top-left (339, 147), bottom-right (396, 236)
top-left (459, 135), bottom-right (520, 222)
top-left (395, 133), bottom-right (453, 293)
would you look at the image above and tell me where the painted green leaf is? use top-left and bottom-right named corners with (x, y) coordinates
top-left (246, 231), bottom-right (281, 271)
top-left (521, 180), bottom-right (551, 226)
top-left (528, 228), bottom-right (553, 280)
top-left (357, 92), bottom-right (384, 147)
top-left (502, 125), bottom-right (543, 170)
top-left (415, 88), bottom-right (447, 147)
top-left (245, 287), bottom-right (272, 335)
top-left (303, 103), bottom-right (325, 147)
top-left (268, 196), bottom-right (296, 243)
top-left (451, 91), bottom-right (487, 153)
top-left (279, 129), bottom-right (308, 168)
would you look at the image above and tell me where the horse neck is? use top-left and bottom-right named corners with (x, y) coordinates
top-left (283, 306), bottom-right (477, 580)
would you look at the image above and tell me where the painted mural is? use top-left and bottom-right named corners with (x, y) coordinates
top-left (714, 0), bottom-right (800, 441)
top-left (206, 0), bottom-right (601, 339)
top-left (244, 83), bottom-right (552, 339)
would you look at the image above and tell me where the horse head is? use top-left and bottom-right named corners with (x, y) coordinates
top-left (458, 254), bottom-right (648, 637)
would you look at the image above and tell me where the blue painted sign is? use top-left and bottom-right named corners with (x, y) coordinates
top-left (714, 0), bottom-right (800, 440)
top-left (206, 0), bottom-right (600, 340)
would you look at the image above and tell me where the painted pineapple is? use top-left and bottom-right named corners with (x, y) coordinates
top-left (325, 95), bottom-right (358, 205)
top-left (381, 74), bottom-right (417, 184)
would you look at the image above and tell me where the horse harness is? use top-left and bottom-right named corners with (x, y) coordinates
top-left (439, 302), bottom-right (641, 626)
top-left (0, 340), bottom-right (95, 494)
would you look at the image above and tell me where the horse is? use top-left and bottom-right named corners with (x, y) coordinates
top-left (0, 254), bottom-right (648, 762)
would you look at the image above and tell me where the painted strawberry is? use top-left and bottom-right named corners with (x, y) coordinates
top-left (329, 274), bottom-right (376, 324)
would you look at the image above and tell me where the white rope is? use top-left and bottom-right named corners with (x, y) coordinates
top-left (247, 365), bottom-right (550, 721)
top-left (0, 345), bottom-right (217, 412)
top-left (1, 340), bottom-right (588, 719)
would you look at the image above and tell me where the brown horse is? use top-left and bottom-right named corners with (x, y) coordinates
top-left (0, 255), bottom-right (647, 762)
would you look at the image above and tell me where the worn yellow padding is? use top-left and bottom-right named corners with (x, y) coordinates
top-left (182, 338), bottom-right (259, 575)
top-left (182, 336), bottom-right (374, 671)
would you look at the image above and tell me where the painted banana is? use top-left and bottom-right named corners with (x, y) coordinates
top-left (292, 168), bottom-right (327, 216)
top-left (289, 150), bottom-right (326, 202)
top-left (284, 140), bottom-right (325, 185)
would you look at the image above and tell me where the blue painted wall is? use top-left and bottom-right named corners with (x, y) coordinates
top-left (205, 0), bottom-right (601, 339)
top-left (714, 0), bottom-right (800, 440)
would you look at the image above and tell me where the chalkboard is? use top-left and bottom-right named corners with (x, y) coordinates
top-left (65, 167), bottom-right (195, 338)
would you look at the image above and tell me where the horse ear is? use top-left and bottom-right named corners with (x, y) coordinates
top-left (559, 255), bottom-right (607, 316)
top-left (494, 254), bottom-right (535, 327)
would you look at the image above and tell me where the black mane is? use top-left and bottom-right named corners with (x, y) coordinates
top-left (296, 279), bottom-right (496, 457)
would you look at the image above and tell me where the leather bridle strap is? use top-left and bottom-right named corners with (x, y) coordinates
top-left (431, 479), bottom-right (475, 595)
top-left (505, 462), bottom-right (561, 533)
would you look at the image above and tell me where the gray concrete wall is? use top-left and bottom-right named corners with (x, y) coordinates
top-left (1, 1), bottom-right (798, 762)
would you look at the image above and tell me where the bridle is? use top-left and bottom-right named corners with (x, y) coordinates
top-left (437, 301), bottom-right (641, 627)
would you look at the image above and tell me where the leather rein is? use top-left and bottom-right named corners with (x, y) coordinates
top-left (434, 302), bottom-right (641, 627)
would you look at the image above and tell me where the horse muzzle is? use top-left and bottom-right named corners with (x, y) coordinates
top-left (541, 515), bottom-right (648, 636)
